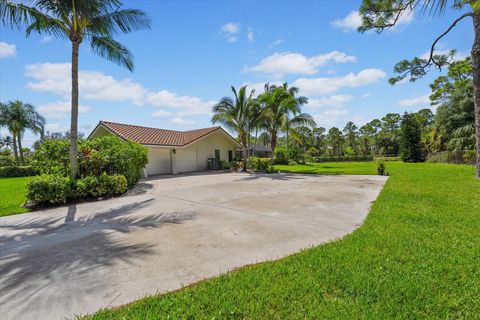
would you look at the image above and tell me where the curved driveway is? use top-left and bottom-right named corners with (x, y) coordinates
top-left (0, 172), bottom-right (387, 319)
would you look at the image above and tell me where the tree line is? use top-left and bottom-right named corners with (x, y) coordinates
top-left (212, 57), bottom-right (475, 164)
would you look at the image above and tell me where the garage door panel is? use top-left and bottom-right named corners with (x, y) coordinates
top-left (176, 150), bottom-right (198, 173)
top-left (146, 148), bottom-right (171, 175)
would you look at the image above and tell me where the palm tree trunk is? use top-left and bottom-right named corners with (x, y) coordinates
top-left (472, 13), bottom-right (480, 178)
top-left (12, 133), bottom-right (19, 165)
top-left (18, 133), bottom-right (24, 164)
top-left (271, 130), bottom-right (277, 152)
top-left (241, 136), bottom-right (248, 172)
top-left (70, 40), bottom-right (80, 178)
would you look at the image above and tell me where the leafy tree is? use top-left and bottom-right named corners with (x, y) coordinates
top-left (432, 58), bottom-right (475, 151)
top-left (0, 100), bottom-right (45, 164)
top-left (327, 127), bottom-right (344, 156)
top-left (212, 86), bottom-right (255, 170)
top-left (343, 121), bottom-right (359, 153)
top-left (379, 113), bottom-right (401, 155)
top-left (1, 0), bottom-right (151, 177)
top-left (359, 123), bottom-right (376, 155)
top-left (358, 0), bottom-right (480, 177)
top-left (400, 112), bottom-right (425, 162)
top-left (312, 126), bottom-right (327, 155)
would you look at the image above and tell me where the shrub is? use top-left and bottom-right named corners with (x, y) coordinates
top-left (273, 146), bottom-right (288, 165)
top-left (33, 136), bottom-right (148, 187)
top-left (27, 173), bottom-right (128, 206)
top-left (265, 165), bottom-right (276, 174)
top-left (27, 175), bottom-right (71, 205)
top-left (0, 165), bottom-right (37, 177)
top-left (315, 155), bottom-right (374, 162)
top-left (377, 160), bottom-right (386, 176)
top-left (249, 157), bottom-right (272, 171)
top-left (32, 139), bottom-right (71, 175)
top-left (0, 155), bottom-right (15, 167)
top-left (288, 160), bottom-right (298, 166)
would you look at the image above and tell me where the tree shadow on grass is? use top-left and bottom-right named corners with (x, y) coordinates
top-left (0, 199), bottom-right (196, 318)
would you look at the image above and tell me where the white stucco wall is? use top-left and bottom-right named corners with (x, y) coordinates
top-left (181, 130), bottom-right (237, 171)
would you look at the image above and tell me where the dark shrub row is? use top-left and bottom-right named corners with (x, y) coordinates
top-left (315, 155), bottom-right (374, 162)
top-left (0, 165), bottom-right (37, 177)
top-left (26, 173), bottom-right (128, 206)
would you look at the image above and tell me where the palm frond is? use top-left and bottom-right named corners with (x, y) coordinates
top-left (90, 8), bottom-right (151, 36)
top-left (0, 0), bottom-right (51, 29)
top-left (90, 36), bottom-right (134, 71)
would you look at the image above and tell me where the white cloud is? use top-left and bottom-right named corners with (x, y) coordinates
top-left (151, 110), bottom-right (172, 118)
top-left (0, 42), bottom-right (16, 58)
top-left (38, 100), bottom-right (90, 118)
top-left (247, 28), bottom-right (254, 42)
top-left (309, 95), bottom-right (353, 108)
top-left (292, 68), bottom-right (386, 95)
top-left (40, 36), bottom-right (53, 44)
top-left (313, 109), bottom-right (348, 128)
top-left (331, 10), bottom-right (414, 32)
top-left (146, 90), bottom-right (215, 116)
top-left (398, 94), bottom-right (430, 108)
top-left (171, 117), bottom-right (194, 126)
top-left (25, 63), bottom-right (146, 104)
top-left (220, 22), bottom-right (240, 42)
top-left (268, 39), bottom-right (284, 48)
top-left (331, 11), bottom-right (363, 32)
top-left (245, 51), bottom-right (357, 76)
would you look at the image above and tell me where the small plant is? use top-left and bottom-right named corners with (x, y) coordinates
top-left (376, 160), bottom-right (386, 176)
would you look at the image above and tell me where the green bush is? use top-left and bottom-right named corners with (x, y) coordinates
top-left (33, 136), bottom-right (148, 187)
top-left (315, 155), bottom-right (374, 162)
top-left (249, 157), bottom-right (272, 171)
top-left (27, 173), bottom-right (128, 206)
top-left (273, 146), bottom-right (288, 165)
top-left (0, 155), bottom-right (15, 167)
top-left (288, 160), bottom-right (298, 166)
top-left (265, 165), bottom-right (276, 174)
top-left (0, 165), bottom-right (37, 177)
top-left (26, 175), bottom-right (72, 205)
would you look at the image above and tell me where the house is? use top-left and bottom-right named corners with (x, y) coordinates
top-left (88, 121), bottom-right (240, 176)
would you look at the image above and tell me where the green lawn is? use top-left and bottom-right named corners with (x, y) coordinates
top-left (275, 161), bottom-right (378, 175)
top-left (0, 176), bottom-right (32, 217)
top-left (85, 162), bottom-right (480, 319)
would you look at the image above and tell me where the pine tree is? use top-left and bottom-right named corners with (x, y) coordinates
top-left (400, 112), bottom-right (425, 162)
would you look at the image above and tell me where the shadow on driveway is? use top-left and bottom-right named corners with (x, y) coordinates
top-left (0, 198), bottom-right (196, 317)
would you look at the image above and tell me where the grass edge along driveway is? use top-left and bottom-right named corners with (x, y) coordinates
top-left (0, 176), bottom-right (32, 217)
top-left (84, 162), bottom-right (480, 319)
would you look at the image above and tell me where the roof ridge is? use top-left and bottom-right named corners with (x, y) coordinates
top-left (100, 120), bottom-right (219, 134)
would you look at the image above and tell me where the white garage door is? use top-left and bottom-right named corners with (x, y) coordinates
top-left (176, 150), bottom-right (198, 173)
top-left (145, 148), bottom-right (171, 175)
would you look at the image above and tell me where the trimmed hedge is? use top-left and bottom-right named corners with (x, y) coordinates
top-left (315, 155), bottom-right (374, 162)
top-left (0, 165), bottom-right (37, 177)
top-left (26, 173), bottom-right (128, 206)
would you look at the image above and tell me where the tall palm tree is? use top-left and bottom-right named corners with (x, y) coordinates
top-left (0, 100), bottom-right (45, 164)
top-left (1, 0), bottom-right (151, 176)
top-left (212, 86), bottom-right (255, 171)
top-left (258, 83), bottom-right (310, 152)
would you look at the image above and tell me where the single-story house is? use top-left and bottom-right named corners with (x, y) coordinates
top-left (88, 120), bottom-right (240, 176)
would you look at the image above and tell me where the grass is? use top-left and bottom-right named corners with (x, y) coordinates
top-left (0, 176), bottom-right (32, 217)
top-left (84, 162), bottom-right (480, 319)
top-left (275, 161), bottom-right (378, 175)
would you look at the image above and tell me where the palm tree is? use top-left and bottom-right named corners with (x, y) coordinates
top-left (212, 86), bottom-right (255, 171)
top-left (0, 0), bottom-right (151, 177)
top-left (258, 83), bottom-right (310, 152)
top-left (0, 100), bottom-right (45, 164)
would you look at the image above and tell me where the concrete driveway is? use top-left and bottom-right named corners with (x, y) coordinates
top-left (0, 172), bottom-right (387, 319)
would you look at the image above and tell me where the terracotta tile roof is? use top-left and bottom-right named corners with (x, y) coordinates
top-left (95, 121), bottom-right (228, 147)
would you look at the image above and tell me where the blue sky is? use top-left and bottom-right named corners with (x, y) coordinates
top-left (0, 0), bottom-right (473, 147)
